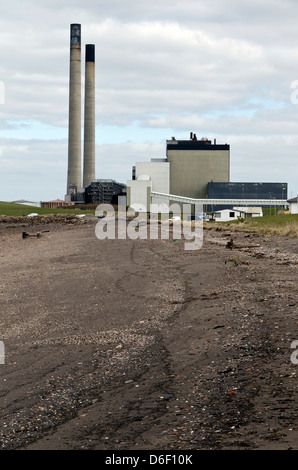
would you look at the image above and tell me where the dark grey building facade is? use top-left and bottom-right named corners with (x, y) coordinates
top-left (85, 179), bottom-right (126, 204)
top-left (207, 182), bottom-right (288, 210)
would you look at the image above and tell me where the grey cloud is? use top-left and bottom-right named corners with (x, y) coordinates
top-left (0, 0), bottom-right (297, 200)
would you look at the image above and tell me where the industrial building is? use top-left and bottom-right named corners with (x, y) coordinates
top-left (85, 179), bottom-right (126, 204)
top-left (208, 182), bottom-right (288, 210)
top-left (167, 134), bottom-right (230, 199)
top-left (63, 24), bottom-right (288, 212)
top-left (127, 132), bottom-right (288, 213)
top-left (127, 133), bottom-right (231, 210)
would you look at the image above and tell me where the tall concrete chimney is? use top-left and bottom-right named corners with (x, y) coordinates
top-left (83, 44), bottom-right (95, 189)
top-left (67, 24), bottom-right (82, 195)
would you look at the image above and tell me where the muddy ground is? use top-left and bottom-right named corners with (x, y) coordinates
top-left (0, 218), bottom-right (297, 451)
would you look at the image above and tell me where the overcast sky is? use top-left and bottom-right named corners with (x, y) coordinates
top-left (0, 0), bottom-right (297, 202)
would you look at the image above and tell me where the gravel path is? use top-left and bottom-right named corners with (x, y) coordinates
top-left (0, 220), bottom-right (297, 450)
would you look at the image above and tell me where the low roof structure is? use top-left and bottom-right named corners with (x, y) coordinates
top-left (287, 197), bottom-right (298, 203)
top-left (235, 207), bottom-right (263, 215)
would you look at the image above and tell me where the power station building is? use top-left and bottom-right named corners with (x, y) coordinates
top-left (127, 132), bottom-right (287, 212)
top-left (127, 133), bottom-right (231, 210)
top-left (64, 25), bottom-right (287, 211)
top-left (166, 134), bottom-right (230, 199)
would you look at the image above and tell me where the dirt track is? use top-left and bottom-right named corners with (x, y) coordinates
top-left (0, 219), bottom-right (297, 450)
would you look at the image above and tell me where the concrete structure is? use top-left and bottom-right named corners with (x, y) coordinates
top-left (67, 24), bottom-right (82, 195)
top-left (83, 44), bottom-right (96, 189)
top-left (134, 160), bottom-right (170, 194)
top-left (128, 160), bottom-right (170, 212)
top-left (166, 134), bottom-right (230, 199)
top-left (151, 191), bottom-right (286, 207)
top-left (134, 160), bottom-right (170, 210)
top-left (127, 178), bottom-right (152, 213)
top-left (287, 197), bottom-right (298, 214)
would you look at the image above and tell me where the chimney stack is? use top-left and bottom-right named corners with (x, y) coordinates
top-left (83, 44), bottom-right (95, 188)
top-left (67, 24), bottom-right (82, 194)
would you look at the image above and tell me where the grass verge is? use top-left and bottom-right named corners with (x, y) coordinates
top-left (204, 214), bottom-right (298, 237)
top-left (0, 201), bottom-right (95, 217)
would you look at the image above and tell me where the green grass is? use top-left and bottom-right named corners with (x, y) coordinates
top-left (243, 213), bottom-right (298, 227)
top-left (205, 213), bottom-right (298, 237)
top-left (0, 201), bottom-right (95, 217)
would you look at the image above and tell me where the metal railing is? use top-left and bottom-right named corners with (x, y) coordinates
top-left (151, 191), bottom-right (288, 207)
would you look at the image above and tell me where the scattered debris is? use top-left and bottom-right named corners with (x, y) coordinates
top-left (0, 215), bottom-right (90, 229)
top-left (22, 232), bottom-right (42, 239)
top-left (226, 237), bottom-right (260, 250)
top-left (0, 223), bottom-right (297, 451)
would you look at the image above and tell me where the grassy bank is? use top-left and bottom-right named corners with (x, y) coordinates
top-left (0, 201), bottom-right (95, 217)
top-left (205, 214), bottom-right (298, 237)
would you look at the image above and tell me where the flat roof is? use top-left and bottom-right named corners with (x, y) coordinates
top-left (287, 197), bottom-right (298, 202)
top-left (166, 140), bottom-right (229, 151)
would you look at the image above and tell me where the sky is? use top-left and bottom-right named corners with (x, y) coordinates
top-left (0, 0), bottom-right (297, 202)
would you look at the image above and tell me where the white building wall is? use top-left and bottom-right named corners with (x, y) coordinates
top-left (289, 201), bottom-right (298, 214)
top-left (233, 207), bottom-right (263, 218)
top-left (214, 207), bottom-right (263, 221)
top-left (135, 162), bottom-right (170, 193)
top-left (214, 209), bottom-right (240, 222)
top-left (134, 161), bottom-right (170, 212)
top-left (127, 179), bottom-right (151, 212)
